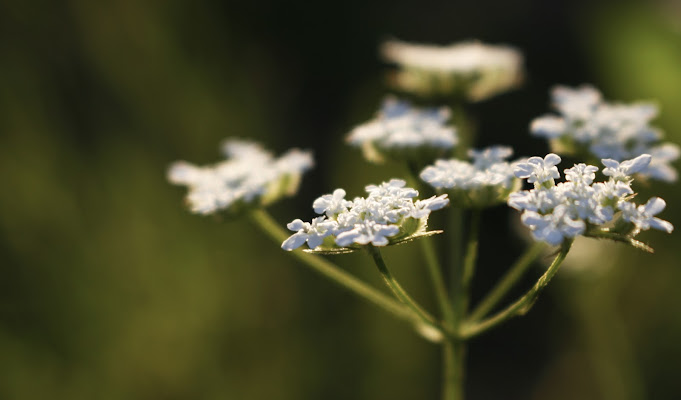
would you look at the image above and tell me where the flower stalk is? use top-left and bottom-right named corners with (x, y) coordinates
top-left (250, 209), bottom-right (433, 335)
top-left (461, 240), bottom-right (572, 339)
top-left (367, 245), bottom-right (444, 341)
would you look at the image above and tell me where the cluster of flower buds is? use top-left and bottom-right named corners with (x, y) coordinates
top-left (347, 97), bottom-right (457, 164)
top-left (420, 146), bottom-right (525, 208)
top-left (508, 153), bottom-right (673, 246)
top-left (281, 179), bottom-right (449, 252)
top-left (381, 39), bottom-right (524, 101)
top-left (531, 85), bottom-right (680, 182)
top-left (168, 139), bottom-right (313, 215)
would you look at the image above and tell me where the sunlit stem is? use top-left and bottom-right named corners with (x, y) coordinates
top-left (460, 239), bottom-right (572, 339)
top-left (367, 245), bottom-right (445, 340)
top-left (402, 163), bottom-right (455, 326)
top-left (250, 209), bottom-right (426, 330)
top-left (468, 241), bottom-right (546, 321)
top-left (401, 164), bottom-right (461, 400)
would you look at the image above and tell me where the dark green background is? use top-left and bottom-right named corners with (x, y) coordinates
top-left (1, 0), bottom-right (680, 399)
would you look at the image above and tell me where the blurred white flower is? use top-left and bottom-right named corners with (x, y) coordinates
top-left (381, 39), bottom-right (524, 101)
top-left (168, 139), bottom-right (313, 215)
top-left (347, 96), bottom-right (457, 164)
top-left (282, 179), bottom-right (448, 251)
top-left (530, 84), bottom-right (680, 182)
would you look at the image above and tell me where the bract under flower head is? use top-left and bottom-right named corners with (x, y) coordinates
top-left (381, 39), bottom-right (524, 101)
top-left (420, 145), bottom-right (525, 208)
top-left (347, 96), bottom-right (457, 164)
top-left (281, 179), bottom-right (449, 253)
top-left (168, 139), bottom-right (313, 215)
top-left (530, 84), bottom-right (680, 182)
top-left (508, 153), bottom-right (673, 247)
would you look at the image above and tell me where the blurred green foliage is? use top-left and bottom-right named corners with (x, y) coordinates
top-left (0, 0), bottom-right (679, 399)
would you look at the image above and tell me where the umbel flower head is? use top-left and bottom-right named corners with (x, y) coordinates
top-left (530, 85), bottom-right (680, 182)
top-left (381, 39), bottom-right (524, 101)
top-left (420, 146), bottom-right (526, 208)
top-left (508, 153), bottom-right (673, 248)
top-left (168, 139), bottom-right (313, 215)
top-left (281, 179), bottom-right (449, 253)
top-left (347, 96), bottom-right (457, 164)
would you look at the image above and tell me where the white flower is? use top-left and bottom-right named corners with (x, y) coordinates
top-left (530, 115), bottom-right (567, 139)
top-left (530, 84), bottom-right (679, 182)
top-left (469, 146), bottom-right (514, 169)
top-left (281, 217), bottom-right (338, 251)
top-left (513, 154), bottom-right (561, 187)
top-left (521, 205), bottom-right (586, 245)
top-left (313, 189), bottom-right (351, 217)
top-left (168, 139), bottom-right (313, 215)
top-left (347, 97), bottom-right (457, 163)
top-left (564, 164), bottom-right (599, 185)
top-left (619, 198), bottom-right (674, 233)
top-left (551, 85), bottom-right (601, 119)
top-left (335, 221), bottom-right (401, 247)
top-left (601, 154), bottom-right (651, 181)
top-left (421, 145), bottom-right (523, 208)
top-left (508, 154), bottom-right (672, 246)
top-left (282, 180), bottom-right (449, 251)
top-left (381, 39), bottom-right (524, 101)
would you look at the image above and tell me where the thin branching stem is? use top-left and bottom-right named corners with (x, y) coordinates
top-left (469, 241), bottom-right (546, 321)
top-left (460, 240), bottom-right (572, 339)
top-left (250, 209), bottom-right (426, 328)
top-left (461, 209), bottom-right (481, 312)
top-left (367, 245), bottom-right (444, 340)
top-left (402, 163), bottom-right (455, 327)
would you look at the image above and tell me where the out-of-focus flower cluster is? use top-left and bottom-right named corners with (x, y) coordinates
top-left (168, 139), bottom-right (313, 215)
top-left (381, 39), bottom-right (523, 101)
top-left (282, 179), bottom-right (449, 251)
top-left (347, 97), bottom-right (457, 164)
top-left (508, 153), bottom-right (673, 246)
top-left (420, 146), bottom-right (525, 208)
top-left (531, 85), bottom-right (680, 182)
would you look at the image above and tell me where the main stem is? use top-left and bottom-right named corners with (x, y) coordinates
top-left (444, 100), bottom-right (473, 400)
top-left (250, 209), bottom-right (428, 331)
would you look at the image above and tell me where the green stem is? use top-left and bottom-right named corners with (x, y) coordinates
top-left (442, 340), bottom-right (464, 400)
top-left (450, 102), bottom-right (472, 160)
top-left (442, 100), bottom-right (475, 400)
top-left (448, 207), bottom-right (464, 314)
top-left (401, 164), bottom-right (461, 399)
top-left (461, 210), bottom-right (481, 312)
top-left (421, 238), bottom-right (455, 325)
top-left (249, 209), bottom-right (420, 327)
top-left (367, 245), bottom-right (444, 340)
top-left (460, 240), bottom-right (572, 339)
top-left (402, 163), bottom-right (454, 326)
top-left (469, 241), bottom-right (546, 321)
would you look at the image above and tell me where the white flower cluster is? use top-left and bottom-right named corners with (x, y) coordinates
top-left (531, 85), bottom-right (680, 182)
top-left (420, 146), bottom-right (525, 208)
top-left (281, 179), bottom-right (449, 251)
top-left (381, 39), bottom-right (523, 101)
top-left (347, 97), bottom-right (457, 163)
top-left (168, 139), bottom-right (313, 215)
top-left (508, 153), bottom-right (673, 246)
